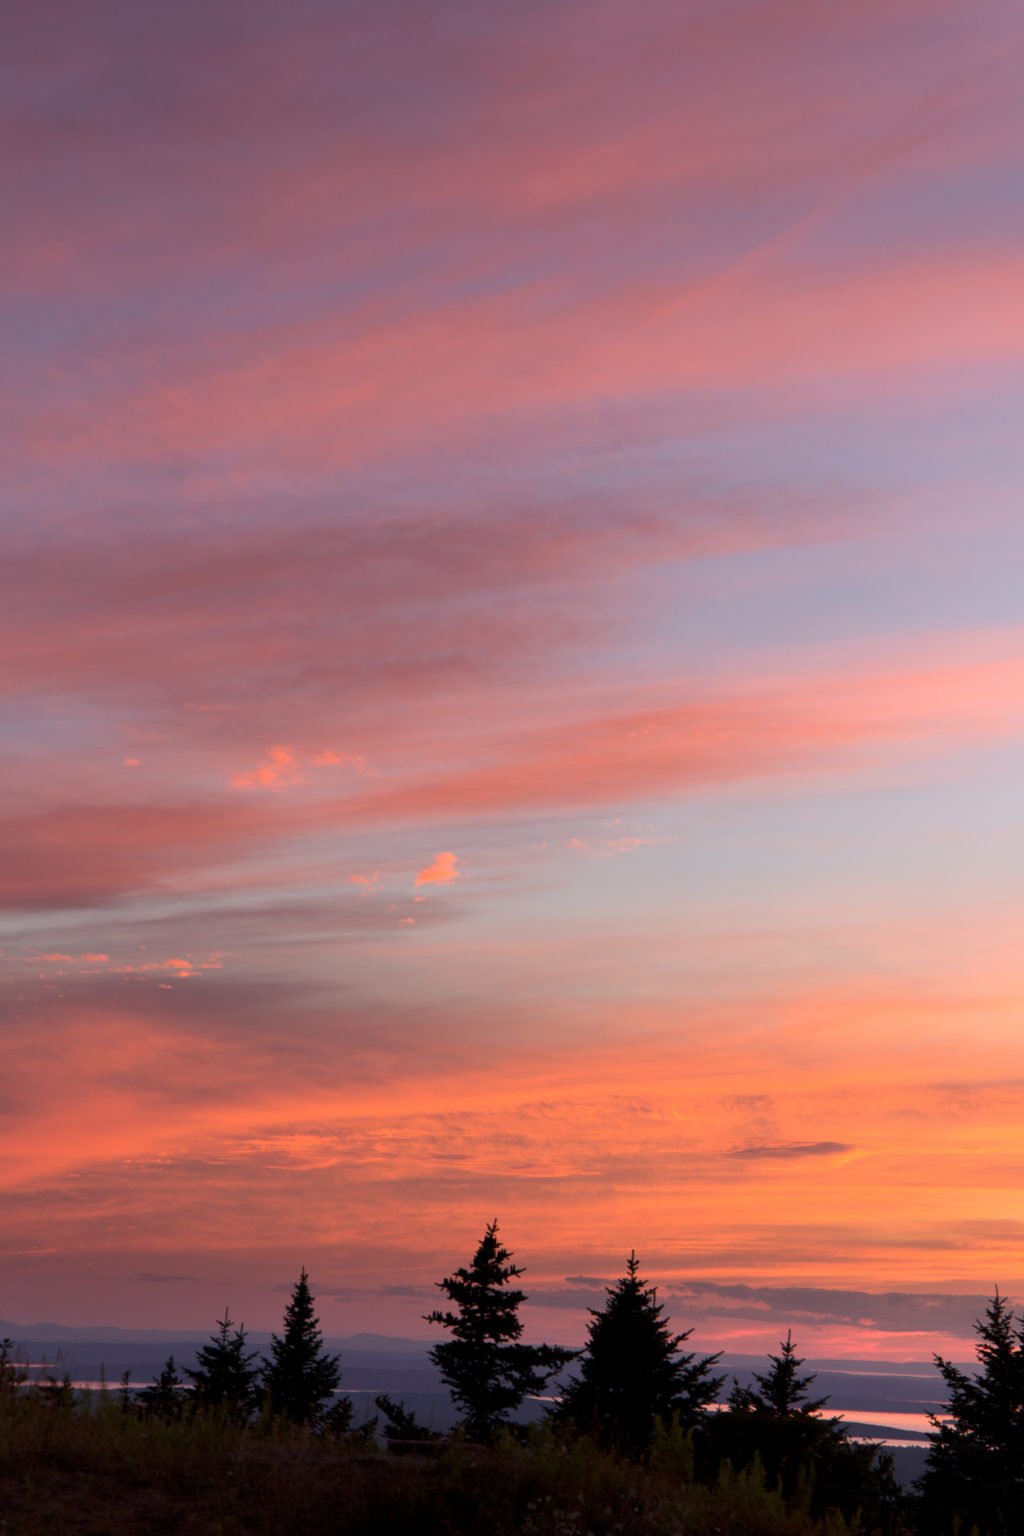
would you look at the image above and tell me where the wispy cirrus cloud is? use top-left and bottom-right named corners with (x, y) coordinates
top-left (341, 647), bottom-right (1024, 826)
top-left (0, 800), bottom-right (276, 910)
top-left (3, 640), bottom-right (1024, 915)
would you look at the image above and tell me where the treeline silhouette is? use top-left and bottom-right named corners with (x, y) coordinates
top-left (2, 1220), bottom-right (1020, 1536)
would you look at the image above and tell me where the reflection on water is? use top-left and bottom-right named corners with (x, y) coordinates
top-left (22, 1377), bottom-right (946, 1451)
top-left (833, 1409), bottom-right (942, 1438)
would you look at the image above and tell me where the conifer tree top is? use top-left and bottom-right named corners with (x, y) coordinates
top-left (734, 1330), bottom-right (829, 1418)
top-left (184, 1308), bottom-right (261, 1421)
top-left (426, 1220), bottom-right (575, 1442)
top-left (919, 1289), bottom-right (1024, 1535)
top-left (262, 1268), bottom-right (344, 1427)
top-left (269, 1268), bottom-right (325, 1356)
top-left (556, 1251), bottom-right (724, 1456)
top-left (426, 1219), bottom-right (527, 1343)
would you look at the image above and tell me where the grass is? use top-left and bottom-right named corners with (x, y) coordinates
top-left (0, 1386), bottom-right (909, 1536)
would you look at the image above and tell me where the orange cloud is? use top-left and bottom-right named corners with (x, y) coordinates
top-left (109, 957), bottom-right (195, 977)
top-left (415, 851), bottom-right (460, 887)
top-left (230, 745), bottom-right (369, 791)
top-left (2, 931), bottom-right (1023, 1342)
top-left (230, 744), bottom-right (303, 791)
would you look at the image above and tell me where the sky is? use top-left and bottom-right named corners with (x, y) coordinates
top-left (3, 0), bottom-right (1024, 1360)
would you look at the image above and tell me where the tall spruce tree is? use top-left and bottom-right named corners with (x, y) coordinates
top-left (262, 1268), bottom-right (347, 1427)
top-left (918, 1289), bottom-right (1024, 1535)
top-left (425, 1220), bottom-right (576, 1443)
top-left (554, 1253), bottom-right (725, 1458)
top-left (184, 1310), bottom-right (261, 1422)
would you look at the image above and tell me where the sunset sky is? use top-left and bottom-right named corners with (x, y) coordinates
top-left (3, 0), bottom-right (1024, 1360)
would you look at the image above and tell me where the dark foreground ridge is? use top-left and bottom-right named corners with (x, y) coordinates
top-left (0, 1394), bottom-right (915, 1536)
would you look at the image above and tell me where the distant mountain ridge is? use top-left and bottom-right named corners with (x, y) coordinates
top-left (0, 1321), bottom-right (434, 1352)
top-left (1, 1321), bottom-right (964, 1373)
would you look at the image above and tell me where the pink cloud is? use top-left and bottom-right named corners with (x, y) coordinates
top-left (310, 749), bottom-right (369, 771)
top-left (0, 798), bottom-right (278, 910)
top-left (17, 244), bottom-right (1022, 494)
top-left (230, 744), bottom-right (369, 791)
top-left (109, 958), bottom-right (195, 977)
top-left (5, 2), bottom-right (1017, 535)
top-left (3, 638), bottom-right (1024, 916)
top-left (0, 491), bottom-right (851, 734)
top-left (415, 851), bottom-right (460, 887)
top-left (230, 744), bottom-right (305, 791)
top-left (336, 647), bottom-right (1024, 827)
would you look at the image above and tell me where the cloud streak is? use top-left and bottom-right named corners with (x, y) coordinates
top-left (727, 1143), bottom-right (854, 1161)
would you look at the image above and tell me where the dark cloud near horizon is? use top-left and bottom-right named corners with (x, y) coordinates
top-left (727, 1141), bottom-right (853, 1160)
top-left (133, 1272), bottom-right (198, 1284)
top-left (534, 1277), bottom-right (1015, 1339)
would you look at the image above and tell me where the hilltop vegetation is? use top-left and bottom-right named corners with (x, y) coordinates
top-left (2, 1224), bottom-right (1020, 1534)
top-left (0, 1392), bottom-right (903, 1536)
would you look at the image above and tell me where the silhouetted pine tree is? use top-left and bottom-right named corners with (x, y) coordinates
top-left (33, 1362), bottom-right (74, 1412)
top-left (261, 1268), bottom-right (347, 1428)
top-left (918, 1289), bottom-right (1024, 1535)
top-left (701, 1330), bottom-right (899, 1523)
top-left (425, 1219), bottom-right (576, 1443)
top-left (139, 1356), bottom-right (188, 1422)
top-left (0, 1339), bottom-right (28, 1398)
top-left (375, 1393), bottom-right (443, 1442)
top-left (729, 1331), bottom-right (828, 1416)
top-left (554, 1253), bottom-right (725, 1458)
top-left (184, 1309), bottom-right (261, 1422)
